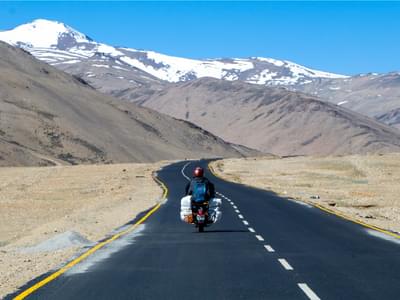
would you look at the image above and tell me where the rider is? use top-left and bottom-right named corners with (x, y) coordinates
top-left (185, 167), bottom-right (215, 217)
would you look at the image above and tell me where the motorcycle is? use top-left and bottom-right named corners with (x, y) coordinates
top-left (180, 196), bottom-right (222, 232)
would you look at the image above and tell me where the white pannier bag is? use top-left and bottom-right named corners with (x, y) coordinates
top-left (208, 198), bottom-right (222, 223)
top-left (180, 196), bottom-right (192, 223)
top-left (180, 196), bottom-right (222, 224)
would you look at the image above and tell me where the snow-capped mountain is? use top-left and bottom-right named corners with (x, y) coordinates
top-left (0, 19), bottom-right (121, 65)
top-left (0, 19), bottom-right (347, 87)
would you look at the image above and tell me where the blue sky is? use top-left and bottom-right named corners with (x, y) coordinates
top-left (0, 1), bottom-right (399, 75)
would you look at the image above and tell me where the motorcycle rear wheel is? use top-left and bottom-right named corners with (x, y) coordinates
top-left (198, 224), bottom-right (204, 232)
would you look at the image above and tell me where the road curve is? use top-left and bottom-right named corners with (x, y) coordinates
top-left (9, 160), bottom-right (400, 299)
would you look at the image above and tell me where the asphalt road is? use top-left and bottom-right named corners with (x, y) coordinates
top-left (12, 160), bottom-right (400, 299)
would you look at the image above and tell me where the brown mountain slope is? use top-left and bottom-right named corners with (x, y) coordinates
top-left (0, 42), bottom-right (253, 166)
top-left (292, 73), bottom-right (400, 124)
top-left (134, 78), bottom-right (400, 156)
top-left (376, 108), bottom-right (400, 129)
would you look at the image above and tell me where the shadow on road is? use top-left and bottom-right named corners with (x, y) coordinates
top-left (200, 229), bottom-right (249, 233)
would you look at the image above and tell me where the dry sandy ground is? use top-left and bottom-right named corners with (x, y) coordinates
top-left (211, 153), bottom-right (400, 234)
top-left (0, 162), bottom-right (166, 298)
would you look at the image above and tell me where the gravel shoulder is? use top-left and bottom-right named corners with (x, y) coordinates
top-left (0, 162), bottom-right (167, 298)
top-left (211, 154), bottom-right (400, 234)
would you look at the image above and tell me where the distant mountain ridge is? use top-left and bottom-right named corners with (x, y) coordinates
top-left (0, 19), bottom-right (347, 87)
top-left (135, 78), bottom-right (400, 156)
top-left (289, 72), bottom-right (400, 126)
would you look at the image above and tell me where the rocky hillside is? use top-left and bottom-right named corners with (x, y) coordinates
top-left (134, 78), bottom-right (400, 156)
top-left (376, 108), bottom-right (400, 129)
top-left (291, 72), bottom-right (400, 126)
top-left (0, 42), bottom-right (254, 166)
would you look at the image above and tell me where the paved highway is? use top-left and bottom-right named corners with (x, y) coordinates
top-left (10, 160), bottom-right (400, 299)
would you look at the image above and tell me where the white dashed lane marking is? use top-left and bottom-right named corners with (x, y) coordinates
top-left (264, 245), bottom-right (275, 252)
top-left (255, 235), bottom-right (264, 241)
top-left (278, 258), bottom-right (293, 271)
top-left (214, 174), bottom-right (320, 300)
top-left (298, 283), bottom-right (321, 300)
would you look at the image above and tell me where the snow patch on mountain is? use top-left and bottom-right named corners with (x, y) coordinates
top-left (254, 57), bottom-right (285, 67)
top-left (97, 44), bottom-right (123, 56)
top-left (119, 50), bottom-right (254, 82)
top-left (247, 70), bottom-right (278, 84)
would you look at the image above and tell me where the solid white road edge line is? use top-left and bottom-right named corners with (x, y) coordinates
top-left (298, 283), bottom-right (321, 300)
top-left (248, 227), bottom-right (255, 233)
top-left (255, 235), bottom-right (264, 241)
top-left (366, 229), bottom-right (400, 245)
top-left (278, 258), bottom-right (294, 271)
top-left (264, 245), bottom-right (275, 252)
top-left (243, 220), bottom-right (249, 225)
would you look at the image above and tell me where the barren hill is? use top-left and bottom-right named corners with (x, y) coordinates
top-left (377, 108), bottom-right (400, 129)
top-left (291, 72), bottom-right (400, 126)
top-left (135, 78), bottom-right (400, 156)
top-left (0, 42), bottom-right (253, 166)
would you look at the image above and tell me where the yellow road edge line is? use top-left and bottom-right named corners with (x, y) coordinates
top-left (14, 173), bottom-right (168, 300)
top-left (312, 203), bottom-right (400, 239)
top-left (207, 161), bottom-right (400, 240)
top-left (208, 162), bottom-right (220, 179)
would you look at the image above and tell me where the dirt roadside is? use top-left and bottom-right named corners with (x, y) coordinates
top-left (0, 162), bottom-right (168, 298)
top-left (210, 153), bottom-right (400, 234)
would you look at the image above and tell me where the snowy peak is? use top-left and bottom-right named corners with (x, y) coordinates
top-left (0, 19), bottom-right (348, 87)
top-left (0, 19), bottom-right (120, 67)
top-left (0, 19), bottom-right (91, 49)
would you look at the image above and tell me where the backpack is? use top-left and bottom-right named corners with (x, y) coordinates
top-left (191, 181), bottom-right (208, 203)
